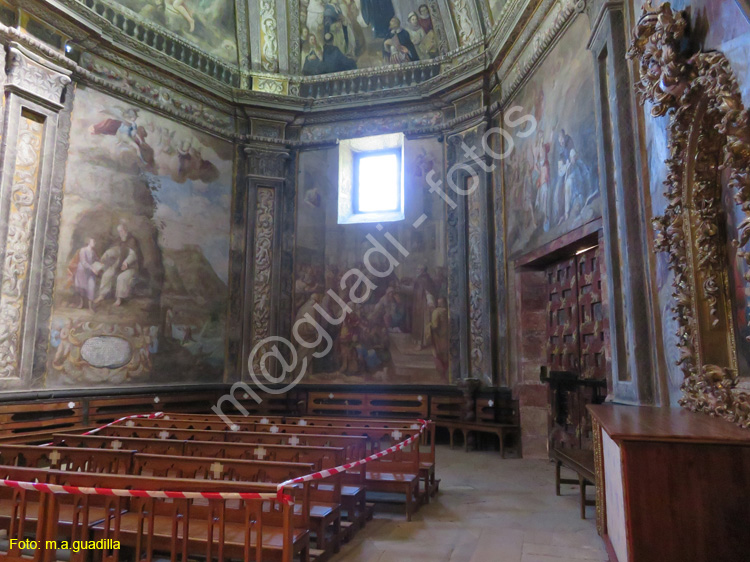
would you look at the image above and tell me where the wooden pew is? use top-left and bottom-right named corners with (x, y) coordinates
top-left (0, 464), bottom-right (307, 562)
top-left (53, 434), bottom-right (345, 470)
top-left (0, 444), bottom-right (134, 474)
top-left (132, 454), bottom-right (342, 558)
top-left (95, 426), bottom-right (367, 465)
top-left (144, 415), bottom-right (438, 509)
top-left (52, 434), bottom-right (348, 558)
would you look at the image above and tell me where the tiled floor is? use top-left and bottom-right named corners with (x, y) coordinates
top-left (330, 446), bottom-right (609, 562)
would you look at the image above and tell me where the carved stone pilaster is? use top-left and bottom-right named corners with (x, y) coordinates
top-left (242, 143), bottom-right (291, 380)
top-left (0, 43), bottom-right (72, 387)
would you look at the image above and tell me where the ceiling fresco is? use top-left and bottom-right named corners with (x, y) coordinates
top-left (94, 0), bottom-right (492, 75)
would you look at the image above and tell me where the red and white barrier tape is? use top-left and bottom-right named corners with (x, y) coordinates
top-left (274, 419), bottom-right (428, 501)
top-left (0, 478), bottom-right (282, 502)
top-left (12, 413), bottom-right (429, 506)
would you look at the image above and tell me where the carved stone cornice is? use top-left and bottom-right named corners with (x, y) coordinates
top-left (629, 1), bottom-right (750, 428)
top-left (6, 43), bottom-right (71, 108)
top-left (496, 0), bottom-right (585, 107)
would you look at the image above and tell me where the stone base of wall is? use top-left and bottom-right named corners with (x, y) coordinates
top-left (516, 382), bottom-right (549, 459)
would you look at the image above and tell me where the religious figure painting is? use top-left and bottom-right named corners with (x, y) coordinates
top-left (47, 86), bottom-right (233, 387)
top-left (294, 139), bottom-right (450, 384)
top-left (299, 0), bottom-right (440, 75)
top-left (504, 16), bottom-right (601, 257)
top-left (108, 0), bottom-right (237, 63)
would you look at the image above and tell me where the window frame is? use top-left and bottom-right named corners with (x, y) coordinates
top-left (352, 147), bottom-right (403, 215)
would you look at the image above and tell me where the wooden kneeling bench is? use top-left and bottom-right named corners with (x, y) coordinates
top-left (438, 421), bottom-right (520, 458)
top-left (551, 447), bottom-right (596, 519)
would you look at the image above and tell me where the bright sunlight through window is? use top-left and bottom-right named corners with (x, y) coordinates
top-left (356, 153), bottom-right (400, 213)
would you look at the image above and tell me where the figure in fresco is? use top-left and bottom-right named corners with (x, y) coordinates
top-left (167, 0), bottom-right (195, 32)
top-left (95, 222), bottom-right (143, 307)
top-left (407, 11), bottom-right (437, 60)
top-left (324, 1), bottom-right (354, 57)
top-left (383, 17), bottom-right (419, 64)
top-left (338, 302), bottom-right (361, 374)
top-left (556, 129), bottom-right (592, 224)
top-left (534, 134), bottom-right (552, 231)
top-left (69, 238), bottom-right (101, 311)
top-left (361, 0), bottom-right (395, 38)
top-left (91, 107), bottom-right (155, 170)
top-left (407, 265), bottom-right (437, 350)
top-left (431, 297), bottom-right (449, 376)
top-left (321, 32), bottom-right (358, 73)
top-left (417, 4), bottom-right (433, 33)
top-left (302, 32), bottom-right (324, 75)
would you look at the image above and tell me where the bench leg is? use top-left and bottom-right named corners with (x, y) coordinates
top-left (463, 429), bottom-right (469, 452)
top-left (579, 475), bottom-right (586, 520)
top-left (449, 429), bottom-right (455, 450)
top-left (498, 430), bottom-right (505, 458)
top-left (555, 461), bottom-right (562, 496)
top-left (406, 483), bottom-right (413, 522)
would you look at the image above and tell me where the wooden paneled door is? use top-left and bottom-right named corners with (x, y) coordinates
top-left (546, 257), bottom-right (580, 372)
top-left (577, 247), bottom-right (607, 380)
top-left (545, 243), bottom-right (609, 449)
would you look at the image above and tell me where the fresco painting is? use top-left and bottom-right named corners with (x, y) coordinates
top-left (504, 16), bottom-right (601, 257)
top-left (47, 86), bottom-right (232, 387)
top-left (294, 139), bottom-right (449, 384)
top-left (112, 0), bottom-right (237, 62)
top-left (300, 0), bottom-right (440, 75)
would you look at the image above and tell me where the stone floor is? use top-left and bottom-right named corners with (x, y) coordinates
top-left (330, 446), bottom-right (609, 562)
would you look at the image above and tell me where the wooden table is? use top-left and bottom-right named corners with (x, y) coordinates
top-left (588, 404), bottom-right (750, 562)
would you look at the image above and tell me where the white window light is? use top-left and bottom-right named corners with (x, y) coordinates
top-left (338, 133), bottom-right (405, 225)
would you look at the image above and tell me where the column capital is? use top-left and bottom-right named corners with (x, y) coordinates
top-left (6, 43), bottom-right (71, 109)
top-left (243, 142), bottom-right (291, 180)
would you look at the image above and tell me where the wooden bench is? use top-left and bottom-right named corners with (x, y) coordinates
top-left (51, 434), bottom-right (349, 559)
top-left (0, 464), bottom-right (308, 562)
top-left (436, 396), bottom-right (521, 458)
top-left (550, 447), bottom-right (596, 519)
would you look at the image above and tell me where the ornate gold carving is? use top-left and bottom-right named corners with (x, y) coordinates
top-left (629, 2), bottom-right (750, 428)
top-left (0, 116), bottom-right (44, 379)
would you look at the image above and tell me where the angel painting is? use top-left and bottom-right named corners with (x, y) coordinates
top-left (91, 106), bottom-right (155, 171)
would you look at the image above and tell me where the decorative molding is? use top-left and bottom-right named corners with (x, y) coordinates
top-left (260, 0), bottom-right (279, 72)
top-left (287, 0), bottom-right (301, 75)
top-left (33, 87), bottom-right (75, 387)
top-left (449, 0), bottom-right (480, 46)
top-left (629, 2), bottom-right (750, 427)
top-left (80, 52), bottom-right (234, 131)
top-left (6, 43), bottom-right (71, 107)
top-left (0, 116), bottom-right (44, 380)
top-left (497, 0), bottom-right (584, 107)
top-left (250, 187), bottom-right (276, 368)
